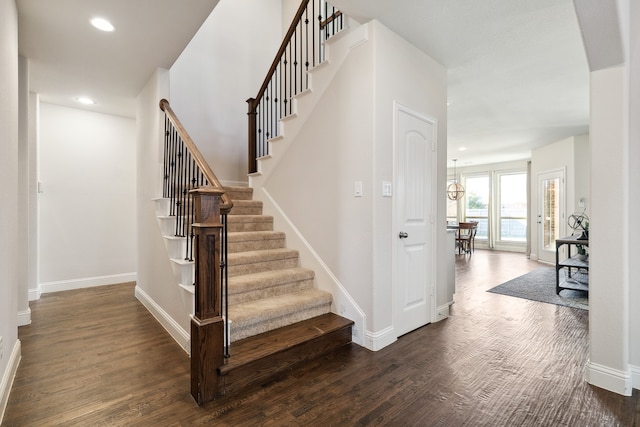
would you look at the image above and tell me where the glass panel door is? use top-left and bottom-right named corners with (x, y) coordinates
top-left (537, 170), bottom-right (564, 263)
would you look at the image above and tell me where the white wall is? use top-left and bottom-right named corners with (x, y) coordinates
top-left (574, 0), bottom-right (634, 395)
top-left (372, 22), bottom-right (448, 337)
top-left (259, 20), bottom-right (447, 350)
top-left (169, 0), bottom-right (283, 186)
top-left (530, 134), bottom-right (590, 261)
top-left (135, 68), bottom-right (192, 350)
top-left (38, 103), bottom-right (137, 292)
top-left (17, 56), bottom-right (31, 325)
top-left (0, 0), bottom-right (20, 421)
top-left (628, 0), bottom-right (640, 389)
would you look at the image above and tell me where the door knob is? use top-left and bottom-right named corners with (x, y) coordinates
top-left (399, 231), bottom-right (408, 239)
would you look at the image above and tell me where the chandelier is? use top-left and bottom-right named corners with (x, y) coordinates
top-left (447, 159), bottom-right (465, 201)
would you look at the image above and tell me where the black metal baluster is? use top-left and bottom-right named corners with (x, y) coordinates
top-left (312, 0), bottom-right (317, 67)
top-left (293, 27), bottom-right (298, 98)
top-left (163, 119), bottom-right (169, 198)
top-left (268, 81), bottom-right (272, 142)
top-left (290, 41), bottom-right (294, 114)
top-left (305, 8), bottom-right (310, 90)
top-left (318, 8), bottom-right (323, 63)
top-left (222, 213), bottom-right (229, 358)
top-left (169, 127), bottom-right (177, 216)
top-left (184, 152), bottom-right (192, 258)
top-left (280, 58), bottom-right (284, 121)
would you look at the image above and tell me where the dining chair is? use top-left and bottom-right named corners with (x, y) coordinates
top-left (456, 222), bottom-right (478, 254)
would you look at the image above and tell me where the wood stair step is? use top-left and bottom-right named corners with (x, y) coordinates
top-left (218, 313), bottom-right (353, 396)
top-left (227, 267), bottom-right (315, 304)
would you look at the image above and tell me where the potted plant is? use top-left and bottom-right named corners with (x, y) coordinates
top-left (576, 244), bottom-right (588, 261)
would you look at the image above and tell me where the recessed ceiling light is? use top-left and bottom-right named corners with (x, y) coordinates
top-left (459, 147), bottom-right (467, 151)
top-left (91, 17), bottom-right (115, 32)
top-left (76, 97), bottom-right (95, 105)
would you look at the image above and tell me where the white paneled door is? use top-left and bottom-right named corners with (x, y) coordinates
top-left (393, 104), bottom-right (436, 337)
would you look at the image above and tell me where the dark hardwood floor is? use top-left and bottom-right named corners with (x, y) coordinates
top-left (4, 250), bottom-right (639, 426)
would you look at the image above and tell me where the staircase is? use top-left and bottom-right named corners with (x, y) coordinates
top-left (223, 186), bottom-right (346, 343)
top-left (155, 0), bottom-right (354, 403)
top-left (155, 184), bottom-right (353, 398)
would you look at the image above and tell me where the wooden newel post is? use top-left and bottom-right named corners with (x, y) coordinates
top-left (246, 98), bottom-right (257, 175)
top-left (190, 186), bottom-right (225, 405)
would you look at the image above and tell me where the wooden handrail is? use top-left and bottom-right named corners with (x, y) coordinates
top-left (159, 99), bottom-right (233, 213)
top-left (320, 10), bottom-right (342, 30)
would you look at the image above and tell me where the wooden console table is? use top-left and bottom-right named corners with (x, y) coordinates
top-left (555, 235), bottom-right (589, 295)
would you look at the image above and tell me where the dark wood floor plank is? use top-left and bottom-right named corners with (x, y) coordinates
top-left (3, 251), bottom-right (640, 426)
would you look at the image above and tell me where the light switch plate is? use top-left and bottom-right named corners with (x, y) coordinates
top-left (382, 181), bottom-right (392, 197)
top-left (354, 181), bottom-right (363, 197)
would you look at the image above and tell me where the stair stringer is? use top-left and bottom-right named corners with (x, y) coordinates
top-left (249, 22), bottom-right (369, 189)
top-left (152, 197), bottom-right (196, 316)
top-left (256, 186), bottom-right (367, 348)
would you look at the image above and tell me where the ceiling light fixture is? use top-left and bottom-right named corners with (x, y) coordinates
top-left (91, 17), bottom-right (115, 32)
top-left (447, 159), bottom-right (465, 201)
top-left (76, 97), bottom-right (95, 105)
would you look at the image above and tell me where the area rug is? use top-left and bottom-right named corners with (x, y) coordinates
top-left (487, 267), bottom-right (588, 310)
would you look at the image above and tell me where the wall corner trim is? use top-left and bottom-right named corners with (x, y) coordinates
top-left (17, 308), bottom-right (31, 327)
top-left (585, 359), bottom-right (633, 396)
top-left (630, 364), bottom-right (640, 392)
top-left (0, 340), bottom-right (22, 424)
top-left (365, 326), bottom-right (397, 351)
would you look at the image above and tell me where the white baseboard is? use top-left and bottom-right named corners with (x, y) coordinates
top-left (585, 359), bottom-right (633, 396)
top-left (134, 285), bottom-right (190, 354)
top-left (630, 364), bottom-right (640, 391)
top-left (28, 287), bottom-right (41, 301)
top-left (39, 272), bottom-right (137, 294)
top-left (435, 303), bottom-right (451, 322)
top-left (17, 308), bottom-right (31, 326)
top-left (365, 326), bottom-right (397, 351)
top-left (0, 340), bottom-right (21, 424)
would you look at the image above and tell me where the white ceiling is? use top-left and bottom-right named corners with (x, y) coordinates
top-left (332, 0), bottom-right (590, 167)
top-left (17, 0), bottom-right (590, 167)
top-left (17, 0), bottom-right (220, 118)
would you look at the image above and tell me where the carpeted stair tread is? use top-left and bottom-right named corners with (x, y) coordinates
top-left (227, 268), bottom-right (315, 304)
top-left (228, 231), bottom-right (286, 253)
top-left (226, 215), bottom-right (274, 232)
top-left (228, 248), bottom-right (298, 265)
top-left (227, 248), bottom-right (300, 277)
top-left (228, 200), bottom-right (263, 215)
top-left (228, 230), bottom-right (285, 242)
top-left (224, 186), bottom-right (253, 200)
top-left (228, 289), bottom-right (332, 342)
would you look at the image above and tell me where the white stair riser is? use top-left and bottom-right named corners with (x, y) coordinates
top-left (163, 236), bottom-right (187, 260)
top-left (171, 259), bottom-right (195, 288)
